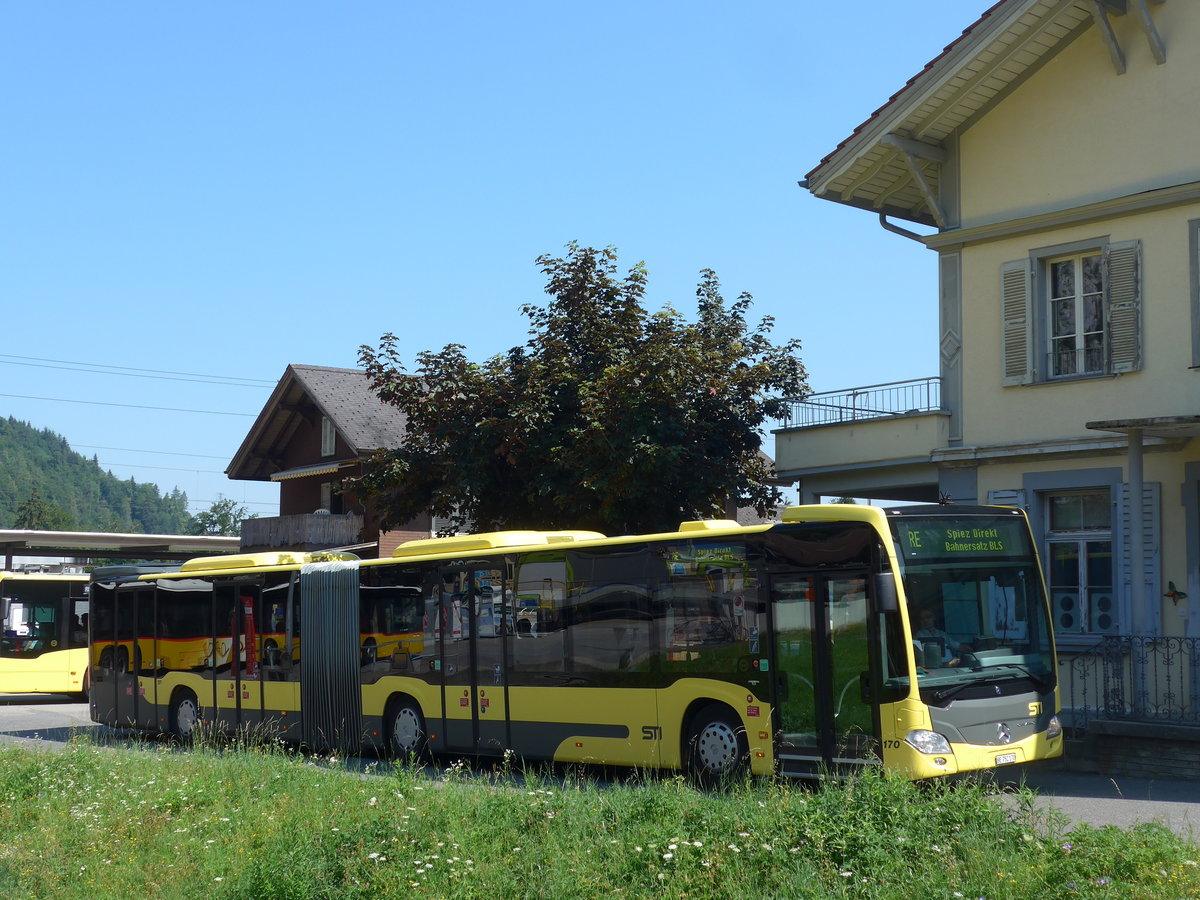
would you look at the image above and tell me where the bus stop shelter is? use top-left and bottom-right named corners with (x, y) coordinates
top-left (0, 529), bottom-right (240, 570)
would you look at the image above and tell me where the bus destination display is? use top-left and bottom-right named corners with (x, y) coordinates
top-left (891, 516), bottom-right (1029, 561)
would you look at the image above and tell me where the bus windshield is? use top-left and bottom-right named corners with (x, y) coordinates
top-left (888, 511), bottom-right (1056, 703)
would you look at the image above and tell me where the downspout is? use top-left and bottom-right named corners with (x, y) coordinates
top-left (878, 212), bottom-right (928, 244)
top-left (795, 178), bottom-right (929, 244)
top-left (1128, 427), bottom-right (1146, 634)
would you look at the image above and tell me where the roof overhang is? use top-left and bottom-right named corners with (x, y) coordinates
top-left (804, 0), bottom-right (1099, 227)
top-left (0, 530), bottom-right (240, 561)
top-left (1086, 415), bottom-right (1200, 439)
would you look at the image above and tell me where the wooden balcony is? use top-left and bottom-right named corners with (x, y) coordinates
top-left (240, 513), bottom-right (364, 553)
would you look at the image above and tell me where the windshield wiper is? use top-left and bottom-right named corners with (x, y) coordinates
top-left (926, 680), bottom-right (978, 705)
top-left (980, 662), bottom-right (1054, 693)
top-left (926, 666), bottom-right (1053, 705)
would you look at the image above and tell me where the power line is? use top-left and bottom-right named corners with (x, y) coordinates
top-left (74, 443), bottom-right (230, 460)
top-left (0, 393), bottom-right (256, 417)
top-left (188, 499), bottom-right (278, 509)
top-left (0, 354), bottom-right (275, 387)
top-left (96, 461), bottom-right (226, 475)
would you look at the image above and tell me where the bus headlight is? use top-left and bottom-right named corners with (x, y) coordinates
top-left (905, 730), bottom-right (952, 755)
top-left (1046, 715), bottom-right (1062, 739)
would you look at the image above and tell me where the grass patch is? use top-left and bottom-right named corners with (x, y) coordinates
top-left (0, 742), bottom-right (1195, 899)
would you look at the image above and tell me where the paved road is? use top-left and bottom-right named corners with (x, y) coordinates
top-left (1012, 764), bottom-right (1200, 838)
top-left (2, 697), bottom-right (1197, 839)
top-left (0, 695), bottom-right (96, 747)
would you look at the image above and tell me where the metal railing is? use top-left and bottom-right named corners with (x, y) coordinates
top-left (1061, 636), bottom-right (1200, 731)
top-left (778, 377), bottom-right (942, 428)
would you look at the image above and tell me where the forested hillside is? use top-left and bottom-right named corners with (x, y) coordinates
top-left (0, 416), bottom-right (191, 533)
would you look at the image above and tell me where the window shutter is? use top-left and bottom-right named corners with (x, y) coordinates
top-left (986, 489), bottom-right (1026, 510)
top-left (1000, 259), bottom-right (1033, 385)
top-left (1106, 240), bottom-right (1142, 373)
top-left (1121, 482), bottom-right (1161, 634)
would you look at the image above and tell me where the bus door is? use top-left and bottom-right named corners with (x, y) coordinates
top-left (88, 581), bottom-right (118, 725)
top-left (259, 577), bottom-right (299, 740)
top-left (436, 565), bottom-right (509, 756)
top-left (214, 583), bottom-right (265, 734)
top-left (769, 571), bottom-right (878, 776)
top-left (115, 586), bottom-right (156, 730)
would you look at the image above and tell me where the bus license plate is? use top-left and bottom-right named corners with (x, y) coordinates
top-left (995, 752), bottom-right (1017, 766)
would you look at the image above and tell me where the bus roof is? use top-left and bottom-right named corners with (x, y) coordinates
top-left (146, 505), bottom-right (913, 579)
top-left (391, 530), bottom-right (607, 558)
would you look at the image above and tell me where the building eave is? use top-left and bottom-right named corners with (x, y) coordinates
top-left (805, 0), bottom-right (1097, 227)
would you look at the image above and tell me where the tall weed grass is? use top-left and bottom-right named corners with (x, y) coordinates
top-left (0, 741), bottom-right (1195, 899)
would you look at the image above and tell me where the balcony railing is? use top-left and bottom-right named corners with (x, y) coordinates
top-left (778, 377), bottom-right (942, 429)
top-left (1061, 636), bottom-right (1200, 731)
top-left (240, 513), bottom-right (364, 552)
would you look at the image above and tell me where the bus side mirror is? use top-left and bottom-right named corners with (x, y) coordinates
top-left (873, 573), bottom-right (899, 613)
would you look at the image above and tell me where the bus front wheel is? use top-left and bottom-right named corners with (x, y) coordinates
top-left (170, 689), bottom-right (200, 742)
top-left (385, 697), bottom-right (428, 762)
top-left (685, 703), bottom-right (748, 784)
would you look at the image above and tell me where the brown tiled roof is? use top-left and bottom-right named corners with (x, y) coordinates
top-left (289, 365), bottom-right (407, 453)
top-left (226, 365), bottom-right (407, 482)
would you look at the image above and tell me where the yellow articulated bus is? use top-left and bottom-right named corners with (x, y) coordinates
top-left (89, 505), bottom-right (1062, 780)
top-left (1, 571), bottom-right (90, 697)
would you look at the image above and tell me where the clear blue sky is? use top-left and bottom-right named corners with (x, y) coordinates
top-left (2, 2), bottom-right (984, 520)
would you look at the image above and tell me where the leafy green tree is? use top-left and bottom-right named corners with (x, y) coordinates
top-left (187, 497), bottom-right (256, 536)
top-left (352, 243), bottom-right (807, 535)
top-left (13, 487), bottom-right (73, 530)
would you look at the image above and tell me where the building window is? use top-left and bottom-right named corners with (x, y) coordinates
top-left (319, 482), bottom-right (344, 514)
top-left (1000, 239), bottom-right (1141, 385)
top-left (1046, 490), bottom-right (1116, 635)
top-left (1048, 252), bottom-right (1104, 377)
top-left (320, 416), bottom-right (336, 457)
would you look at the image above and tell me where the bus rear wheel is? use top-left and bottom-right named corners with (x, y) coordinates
top-left (385, 697), bottom-right (428, 762)
top-left (170, 689), bottom-right (200, 742)
top-left (685, 703), bottom-right (748, 785)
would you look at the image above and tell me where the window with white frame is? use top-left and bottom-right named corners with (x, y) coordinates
top-left (320, 416), bottom-right (336, 457)
top-left (1000, 239), bottom-right (1141, 385)
top-left (1046, 490), bottom-right (1116, 635)
top-left (1048, 252), bottom-right (1104, 377)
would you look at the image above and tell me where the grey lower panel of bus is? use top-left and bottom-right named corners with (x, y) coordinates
top-left (430, 718), bottom-right (629, 757)
top-left (928, 691), bottom-right (1052, 746)
top-left (300, 561), bottom-right (362, 752)
top-left (776, 754), bottom-right (881, 779)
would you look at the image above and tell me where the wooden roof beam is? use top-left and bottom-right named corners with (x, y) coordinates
top-left (279, 401), bottom-right (317, 427)
top-left (881, 135), bottom-right (947, 228)
top-left (1091, 0), bottom-right (1127, 74)
top-left (1133, 0), bottom-right (1166, 65)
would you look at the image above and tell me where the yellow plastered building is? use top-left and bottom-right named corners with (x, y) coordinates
top-left (777, 1), bottom-right (1200, 750)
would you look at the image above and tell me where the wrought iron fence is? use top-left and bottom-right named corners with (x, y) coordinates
top-left (778, 377), bottom-right (942, 428)
top-left (1061, 636), bottom-right (1200, 730)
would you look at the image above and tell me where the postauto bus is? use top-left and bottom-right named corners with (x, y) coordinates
top-left (89, 505), bottom-right (1061, 779)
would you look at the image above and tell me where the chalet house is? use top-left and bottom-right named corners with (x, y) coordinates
top-left (775, 1), bottom-right (1200, 774)
top-left (227, 364), bottom-right (432, 557)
